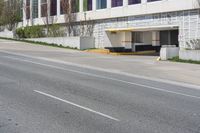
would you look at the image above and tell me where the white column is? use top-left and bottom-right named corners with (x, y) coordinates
top-left (92, 0), bottom-right (96, 11)
top-left (123, 0), bottom-right (128, 6)
top-left (141, 0), bottom-right (146, 4)
top-left (152, 31), bottom-right (160, 46)
top-left (30, 0), bottom-right (33, 25)
top-left (107, 0), bottom-right (111, 8)
top-left (47, 0), bottom-right (50, 17)
top-left (38, 0), bottom-right (41, 18)
top-left (122, 32), bottom-right (132, 49)
top-left (57, 0), bottom-right (60, 15)
top-left (79, 0), bottom-right (83, 12)
top-left (23, 0), bottom-right (27, 26)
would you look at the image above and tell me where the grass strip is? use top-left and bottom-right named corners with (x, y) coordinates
top-left (169, 56), bottom-right (200, 65)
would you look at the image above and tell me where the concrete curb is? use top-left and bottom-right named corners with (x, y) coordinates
top-left (85, 49), bottom-right (156, 56)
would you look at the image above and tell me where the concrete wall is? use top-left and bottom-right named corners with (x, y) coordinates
top-left (160, 47), bottom-right (179, 60)
top-left (143, 32), bottom-right (152, 44)
top-left (27, 36), bottom-right (95, 50)
top-left (22, 0), bottom-right (199, 25)
top-left (104, 31), bottom-right (123, 47)
top-left (80, 37), bottom-right (95, 50)
top-left (93, 9), bottom-right (200, 49)
top-left (104, 31), bottom-right (132, 48)
top-left (0, 30), bottom-right (13, 38)
top-left (179, 49), bottom-right (200, 61)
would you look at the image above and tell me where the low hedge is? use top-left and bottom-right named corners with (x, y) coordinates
top-left (16, 24), bottom-right (65, 39)
top-left (16, 25), bottom-right (45, 38)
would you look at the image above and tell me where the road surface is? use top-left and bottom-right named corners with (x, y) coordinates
top-left (0, 50), bottom-right (200, 133)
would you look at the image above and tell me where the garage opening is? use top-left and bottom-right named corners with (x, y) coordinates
top-left (132, 29), bottom-right (179, 53)
top-left (104, 26), bottom-right (179, 54)
top-left (160, 30), bottom-right (179, 47)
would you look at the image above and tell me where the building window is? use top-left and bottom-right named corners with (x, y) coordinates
top-left (50, 0), bottom-right (57, 16)
top-left (147, 0), bottom-right (161, 2)
top-left (20, 0), bottom-right (23, 20)
top-left (41, 0), bottom-right (47, 17)
top-left (71, 0), bottom-right (79, 13)
top-left (60, 0), bottom-right (79, 14)
top-left (128, 0), bottom-right (141, 5)
top-left (32, 0), bottom-right (38, 18)
top-left (83, 0), bottom-right (92, 11)
top-left (26, 0), bottom-right (30, 19)
top-left (111, 0), bottom-right (123, 7)
top-left (60, 0), bottom-right (67, 14)
top-left (96, 0), bottom-right (106, 9)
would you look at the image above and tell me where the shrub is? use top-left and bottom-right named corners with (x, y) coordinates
top-left (16, 25), bottom-right (45, 38)
top-left (48, 24), bottom-right (65, 37)
top-left (16, 27), bottom-right (25, 38)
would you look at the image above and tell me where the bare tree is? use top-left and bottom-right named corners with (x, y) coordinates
top-left (80, 12), bottom-right (94, 36)
top-left (1, 0), bottom-right (21, 31)
top-left (41, 0), bottom-right (58, 36)
top-left (41, 0), bottom-right (50, 35)
top-left (22, 0), bottom-right (31, 26)
top-left (60, 0), bottom-right (77, 36)
top-left (0, 0), bottom-right (5, 31)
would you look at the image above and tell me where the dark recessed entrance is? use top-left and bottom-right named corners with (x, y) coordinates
top-left (160, 30), bottom-right (179, 47)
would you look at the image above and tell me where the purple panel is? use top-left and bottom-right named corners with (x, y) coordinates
top-left (112, 0), bottom-right (123, 7)
top-left (128, 0), bottom-right (141, 5)
top-left (88, 0), bottom-right (92, 10)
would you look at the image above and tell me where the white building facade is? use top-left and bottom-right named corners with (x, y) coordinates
top-left (22, 0), bottom-right (200, 51)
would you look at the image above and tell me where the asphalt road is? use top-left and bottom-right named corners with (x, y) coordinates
top-left (0, 50), bottom-right (200, 133)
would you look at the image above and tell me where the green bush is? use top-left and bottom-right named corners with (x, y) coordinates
top-left (16, 27), bottom-right (25, 38)
top-left (16, 25), bottom-right (45, 38)
top-left (48, 24), bottom-right (64, 37)
top-left (16, 25), bottom-right (66, 38)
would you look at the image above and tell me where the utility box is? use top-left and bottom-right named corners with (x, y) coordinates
top-left (160, 45), bottom-right (179, 60)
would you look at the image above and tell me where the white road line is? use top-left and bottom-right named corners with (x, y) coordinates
top-left (34, 90), bottom-right (119, 121)
top-left (3, 56), bottom-right (200, 100)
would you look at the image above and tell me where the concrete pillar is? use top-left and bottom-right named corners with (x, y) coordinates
top-left (107, 0), bottom-right (111, 8)
top-left (92, 0), bottom-right (96, 11)
top-left (152, 31), bottom-right (160, 46)
top-left (38, 0), bottom-right (41, 18)
top-left (23, 0), bottom-right (26, 26)
top-left (123, 0), bottom-right (128, 6)
top-left (47, 0), bottom-right (50, 17)
top-left (122, 32), bottom-right (132, 49)
top-left (79, 0), bottom-right (83, 12)
top-left (31, 0), bottom-right (33, 19)
top-left (141, 0), bottom-right (146, 4)
top-left (57, 0), bottom-right (60, 15)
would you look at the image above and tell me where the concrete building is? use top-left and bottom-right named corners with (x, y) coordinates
top-left (22, 0), bottom-right (200, 51)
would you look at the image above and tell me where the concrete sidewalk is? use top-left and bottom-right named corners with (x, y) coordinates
top-left (0, 39), bottom-right (200, 87)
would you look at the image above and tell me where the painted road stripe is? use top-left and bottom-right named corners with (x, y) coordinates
top-left (34, 90), bottom-right (120, 121)
top-left (4, 55), bottom-right (200, 100)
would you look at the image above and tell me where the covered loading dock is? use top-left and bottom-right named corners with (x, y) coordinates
top-left (104, 25), bottom-right (179, 53)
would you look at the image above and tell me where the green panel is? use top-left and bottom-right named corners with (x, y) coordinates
top-left (83, 0), bottom-right (87, 11)
top-left (32, 0), bottom-right (38, 18)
